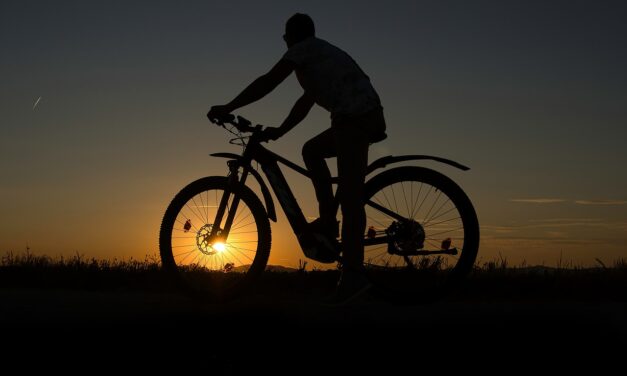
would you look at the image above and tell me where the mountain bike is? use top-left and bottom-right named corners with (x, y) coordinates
top-left (159, 114), bottom-right (479, 301)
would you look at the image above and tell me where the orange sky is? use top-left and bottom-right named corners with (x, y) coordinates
top-left (1, 1), bottom-right (626, 268)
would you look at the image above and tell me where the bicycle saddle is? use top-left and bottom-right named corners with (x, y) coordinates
top-left (369, 130), bottom-right (387, 144)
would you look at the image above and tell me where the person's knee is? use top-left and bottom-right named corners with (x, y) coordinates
top-left (302, 140), bottom-right (318, 165)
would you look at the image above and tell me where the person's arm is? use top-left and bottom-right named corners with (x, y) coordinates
top-left (208, 59), bottom-right (294, 119)
top-left (264, 93), bottom-right (315, 141)
top-left (278, 93), bottom-right (315, 135)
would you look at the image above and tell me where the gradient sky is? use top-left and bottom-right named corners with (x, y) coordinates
top-left (1, 0), bottom-right (626, 267)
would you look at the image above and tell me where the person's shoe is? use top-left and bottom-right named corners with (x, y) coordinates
top-left (298, 231), bottom-right (340, 263)
top-left (308, 218), bottom-right (340, 239)
top-left (322, 269), bottom-right (373, 306)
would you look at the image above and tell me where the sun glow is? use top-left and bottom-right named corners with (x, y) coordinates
top-left (213, 242), bottom-right (226, 253)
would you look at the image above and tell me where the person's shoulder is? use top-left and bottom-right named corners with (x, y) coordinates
top-left (313, 37), bottom-right (332, 46)
top-left (293, 36), bottom-right (320, 50)
top-left (307, 37), bottom-right (337, 50)
top-left (314, 38), bottom-right (349, 56)
top-left (283, 37), bottom-right (318, 63)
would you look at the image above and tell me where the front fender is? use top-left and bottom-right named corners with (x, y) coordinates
top-left (210, 153), bottom-right (277, 222)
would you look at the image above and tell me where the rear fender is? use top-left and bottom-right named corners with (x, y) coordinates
top-left (367, 155), bottom-right (470, 175)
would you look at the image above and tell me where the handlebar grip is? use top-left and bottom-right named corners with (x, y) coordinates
top-left (211, 113), bottom-right (259, 133)
top-left (210, 113), bottom-right (235, 125)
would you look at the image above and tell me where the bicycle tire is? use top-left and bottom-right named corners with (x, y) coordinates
top-left (363, 166), bottom-right (479, 302)
top-left (159, 176), bottom-right (271, 300)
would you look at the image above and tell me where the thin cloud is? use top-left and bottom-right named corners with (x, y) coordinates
top-left (574, 200), bottom-right (627, 206)
top-left (509, 198), bottom-right (566, 204)
top-left (544, 231), bottom-right (568, 239)
top-left (483, 218), bottom-right (627, 232)
top-left (483, 236), bottom-right (606, 246)
top-left (481, 225), bottom-right (517, 233)
top-left (529, 218), bottom-right (602, 223)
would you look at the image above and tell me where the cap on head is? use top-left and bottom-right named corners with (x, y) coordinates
top-left (285, 13), bottom-right (315, 43)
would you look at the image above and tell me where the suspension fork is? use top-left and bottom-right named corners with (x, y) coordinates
top-left (210, 160), bottom-right (249, 239)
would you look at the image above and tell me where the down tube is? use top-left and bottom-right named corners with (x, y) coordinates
top-left (261, 161), bottom-right (308, 235)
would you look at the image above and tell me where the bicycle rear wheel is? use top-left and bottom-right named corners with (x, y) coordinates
top-left (363, 166), bottom-right (479, 302)
top-left (159, 176), bottom-right (271, 300)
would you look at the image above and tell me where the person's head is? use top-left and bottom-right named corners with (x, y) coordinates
top-left (284, 13), bottom-right (315, 47)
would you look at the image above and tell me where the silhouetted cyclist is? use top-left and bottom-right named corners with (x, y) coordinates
top-left (208, 13), bottom-right (386, 303)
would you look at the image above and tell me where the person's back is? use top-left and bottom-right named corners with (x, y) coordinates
top-left (282, 36), bottom-right (381, 120)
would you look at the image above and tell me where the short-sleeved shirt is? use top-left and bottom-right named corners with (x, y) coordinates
top-left (282, 37), bottom-right (382, 119)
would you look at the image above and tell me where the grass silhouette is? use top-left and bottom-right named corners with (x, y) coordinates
top-left (1, 251), bottom-right (626, 302)
top-left (0, 251), bottom-right (168, 292)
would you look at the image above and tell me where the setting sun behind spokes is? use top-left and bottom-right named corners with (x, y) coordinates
top-left (213, 241), bottom-right (226, 253)
top-left (171, 188), bottom-right (260, 271)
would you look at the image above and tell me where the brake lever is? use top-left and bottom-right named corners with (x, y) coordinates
top-left (237, 116), bottom-right (252, 128)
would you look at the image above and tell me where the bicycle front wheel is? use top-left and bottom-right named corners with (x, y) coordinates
top-left (363, 166), bottom-right (479, 301)
top-left (159, 176), bottom-right (271, 300)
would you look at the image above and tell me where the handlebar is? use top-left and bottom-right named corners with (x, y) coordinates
top-left (209, 114), bottom-right (259, 133)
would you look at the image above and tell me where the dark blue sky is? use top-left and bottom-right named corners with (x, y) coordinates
top-left (1, 0), bottom-right (626, 265)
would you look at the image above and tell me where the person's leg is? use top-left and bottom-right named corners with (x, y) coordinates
top-left (302, 128), bottom-right (337, 229)
top-left (334, 125), bottom-right (369, 270)
top-left (334, 108), bottom-right (386, 271)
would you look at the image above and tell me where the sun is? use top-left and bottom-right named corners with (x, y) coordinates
top-left (213, 241), bottom-right (226, 253)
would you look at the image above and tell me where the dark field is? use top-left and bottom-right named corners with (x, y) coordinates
top-left (1, 253), bottom-right (626, 368)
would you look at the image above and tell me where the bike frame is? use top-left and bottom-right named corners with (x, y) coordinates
top-left (210, 130), bottom-right (341, 243)
top-left (208, 124), bottom-right (469, 254)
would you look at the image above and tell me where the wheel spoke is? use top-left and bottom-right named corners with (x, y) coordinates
top-left (424, 216), bottom-right (461, 228)
top-left (423, 190), bottom-right (442, 226)
top-left (424, 196), bottom-right (450, 226)
top-left (423, 206), bottom-right (457, 225)
top-left (189, 196), bottom-right (208, 225)
top-left (414, 184), bottom-right (431, 219)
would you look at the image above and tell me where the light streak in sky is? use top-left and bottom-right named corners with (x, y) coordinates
top-left (32, 96), bottom-right (42, 110)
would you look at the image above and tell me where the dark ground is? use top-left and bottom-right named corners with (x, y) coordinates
top-left (1, 261), bottom-right (626, 370)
